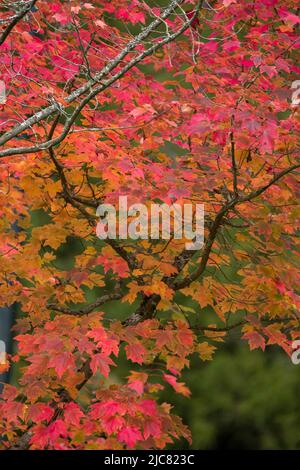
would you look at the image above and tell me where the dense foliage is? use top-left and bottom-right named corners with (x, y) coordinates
top-left (0, 0), bottom-right (299, 449)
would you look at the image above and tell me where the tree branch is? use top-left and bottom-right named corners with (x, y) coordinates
top-left (230, 131), bottom-right (238, 197)
top-left (47, 291), bottom-right (123, 316)
top-left (0, 0), bottom-right (37, 46)
top-left (172, 162), bottom-right (300, 290)
top-left (0, 0), bottom-right (202, 157)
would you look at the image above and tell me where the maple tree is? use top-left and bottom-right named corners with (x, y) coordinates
top-left (0, 0), bottom-right (299, 450)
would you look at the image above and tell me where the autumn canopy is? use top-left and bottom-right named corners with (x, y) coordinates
top-left (0, 0), bottom-right (299, 450)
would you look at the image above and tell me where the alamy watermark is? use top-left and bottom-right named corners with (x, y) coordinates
top-left (0, 340), bottom-right (6, 365)
top-left (291, 340), bottom-right (300, 365)
top-left (0, 80), bottom-right (6, 104)
top-left (291, 80), bottom-right (300, 107)
top-left (96, 196), bottom-right (204, 250)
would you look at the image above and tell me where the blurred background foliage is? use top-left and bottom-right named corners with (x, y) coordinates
top-left (166, 343), bottom-right (300, 450)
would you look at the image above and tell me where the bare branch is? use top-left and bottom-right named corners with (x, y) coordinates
top-left (0, 0), bottom-right (38, 46)
top-left (239, 163), bottom-right (300, 204)
top-left (47, 291), bottom-right (123, 316)
top-left (230, 131), bottom-right (238, 197)
top-left (0, 0), bottom-right (203, 156)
